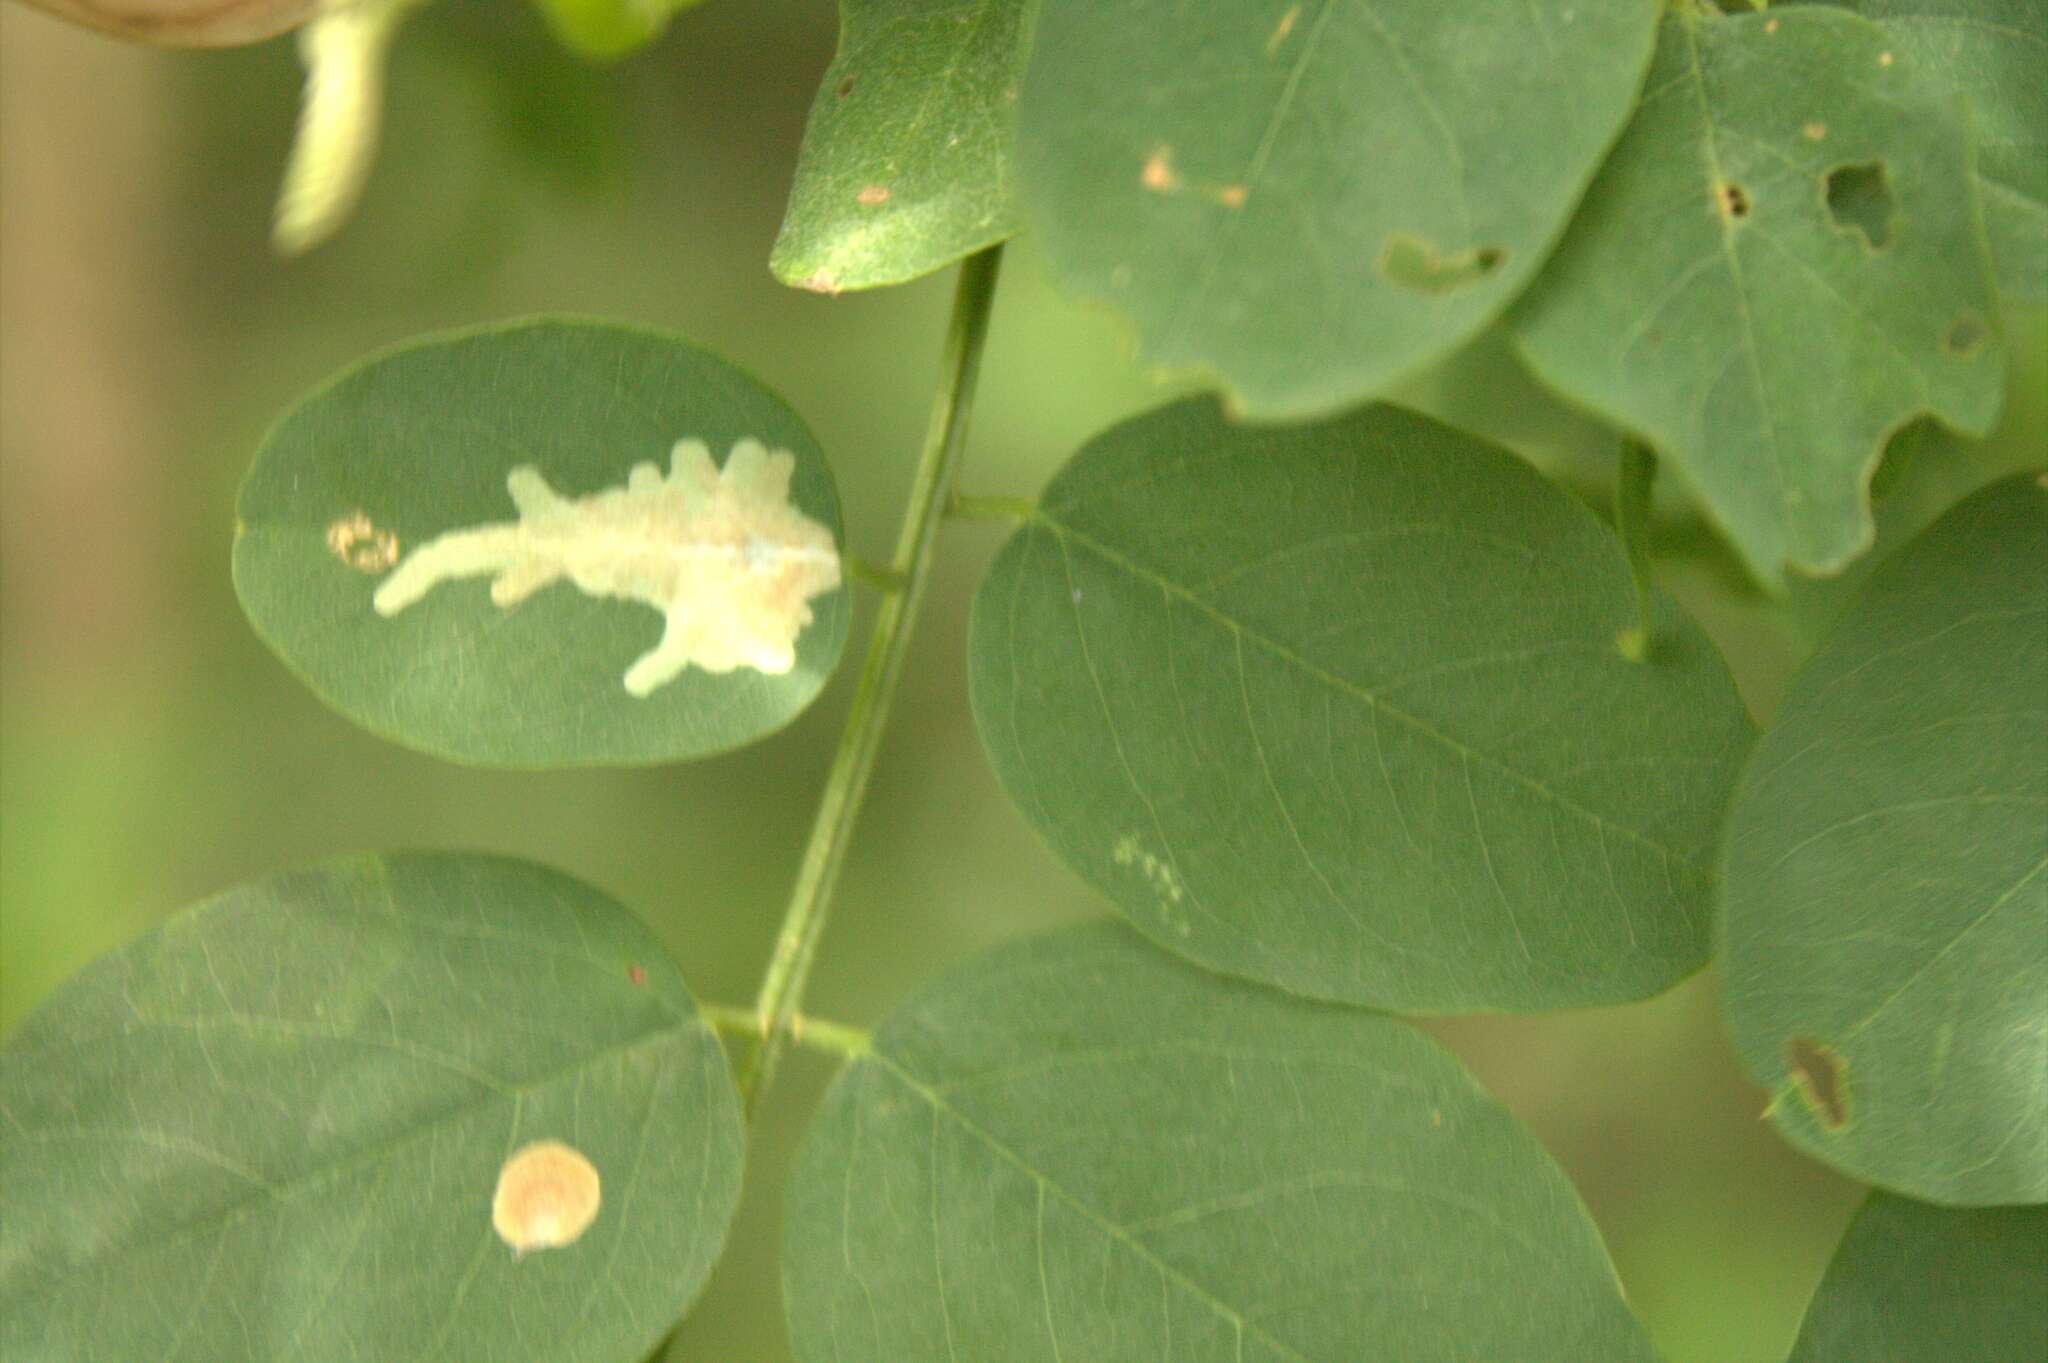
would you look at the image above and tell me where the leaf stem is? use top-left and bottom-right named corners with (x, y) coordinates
top-left (1615, 437), bottom-right (1657, 663)
top-left (945, 491), bottom-right (1036, 522)
top-left (846, 556), bottom-right (911, 592)
top-left (735, 245), bottom-right (1004, 1111)
top-left (702, 1002), bottom-right (870, 1058)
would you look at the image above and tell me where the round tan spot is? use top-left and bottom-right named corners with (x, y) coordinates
top-left (492, 1140), bottom-right (601, 1254)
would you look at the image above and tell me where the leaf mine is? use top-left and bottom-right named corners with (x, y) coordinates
top-left (373, 438), bottom-right (842, 696)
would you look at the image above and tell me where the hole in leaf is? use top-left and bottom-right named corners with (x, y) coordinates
top-left (1786, 1037), bottom-right (1849, 1130)
top-left (1715, 180), bottom-right (1750, 221)
top-left (1944, 312), bottom-right (1989, 356)
top-left (1825, 162), bottom-right (1895, 249)
top-left (1378, 234), bottom-right (1505, 295)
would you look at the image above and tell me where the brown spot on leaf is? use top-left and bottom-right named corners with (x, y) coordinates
top-left (1214, 183), bottom-right (1248, 209)
top-left (799, 269), bottom-right (841, 295)
top-left (1943, 312), bottom-right (1989, 356)
top-left (856, 184), bottom-right (890, 206)
top-left (836, 74), bottom-right (858, 99)
top-left (1141, 147), bottom-right (1178, 192)
top-left (626, 963), bottom-right (646, 986)
top-left (1825, 161), bottom-right (1895, 249)
top-left (326, 510), bottom-right (399, 573)
top-left (1803, 121), bottom-right (1827, 141)
top-left (1786, 1037), bottom-right (1849, 1131)
top-left (492, 1140), bottom-right (601, 1254)
top-left (1764, 16), bottom-right (1779, 33)
top-left (1715, 180), bottom-right (1751, 221)
top-left (1377, 233), bottom-right (1505, 294)
top-left (1878, 49), bottom-right (1894, 67)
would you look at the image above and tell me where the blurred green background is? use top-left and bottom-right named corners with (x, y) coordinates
top-left (2, 4), bottom-right (2041, 1359)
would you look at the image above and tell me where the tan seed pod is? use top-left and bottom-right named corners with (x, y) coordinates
top-left (491, 1140), bottom-right (601, 1254)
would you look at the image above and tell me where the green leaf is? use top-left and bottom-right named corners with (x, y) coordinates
top-left (1719, 474), bottom-right (2048, 1205)
top-left (782, 923), bottom-right (1659, 1363)
top-left (1014, 0), bottom-right (1662, 419)
top-left (969, 399), bottom-right (1753, 1013)
top-left (234, 318), bottom-right (850, 768)
top-left (529, 0), bottom-right (704, 61)
top-left (0, 852), bottom-right (746, 1362)
top-left (1788, 1193), bottom-right (2047, 1361)
top-left (1510, 5), bottom-right (2007, 588)
top-left (771, 0), bottom-right (1031, 293)
top-left (1805, 0), bottom-right (2048, 308)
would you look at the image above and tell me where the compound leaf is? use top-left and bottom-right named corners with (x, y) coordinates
top-left (782, 923), bottom-right (1659, 1363)
top-left (234, 318), bottom-right (850, 768)
top-left (0, 853), bottom-right (746, 1363)
top-left (1720, 474), bottom-right (2048, 1205)
top-left (772, 0), bottom-right (1032, 292)
top-left (1510, 5), bottom-right (2006, 588)
top-left (969, 398), bottom-right (1753, 1013)
top-left (1788, 1192), bottom-right (2047, 1361)
top-left (1016, 0), bottom-right (1662, 418)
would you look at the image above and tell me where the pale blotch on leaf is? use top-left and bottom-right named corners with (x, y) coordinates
top-left (1113, 832), bottom-right (1188, 933)
top-left (491, 1139), bottom-right (601, 1254)
top-left (325, 509), bottom-right (398, 572)
top-left (1378, 233), bottom-right (1505, 294)
top-left (373, 438), bottom-right (842, 696)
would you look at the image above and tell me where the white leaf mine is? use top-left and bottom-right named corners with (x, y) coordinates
top-left (373, 438), bottom-right (842, 696)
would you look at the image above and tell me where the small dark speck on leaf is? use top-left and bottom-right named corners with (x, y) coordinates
top-left (1825, 161), bottom-right (1896, 250)
top-left (1787, 1036), bottom-right (1850, 1130)
top-left (1943, 313), bottom-right (1989, 356)
top-left (1715, 180), bottom-right (1751, 221)
top-left (836, 74), bottom-right (858, 99)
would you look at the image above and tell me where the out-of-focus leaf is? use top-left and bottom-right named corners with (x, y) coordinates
top-left (772, 0), bottom-right (1031, 292)
top-left (1788, 1192), bottom-right (2047, 1360)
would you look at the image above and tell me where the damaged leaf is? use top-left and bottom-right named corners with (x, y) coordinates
top-left (772, 0), bottom-right (1033, 291)
top-left (1510, 4), bottom-right (2007, 588)
top-left (234, 318), bottom-right (850, 768)
top-left (1016, 0), bottom-right (1661, 418)
top-left (1720, 475), bottom-right (2048, 1205)
top-left (0, 853), bottom-right (747, 1363)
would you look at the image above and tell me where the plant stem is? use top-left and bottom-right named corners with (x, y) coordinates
top-left (735, 245), bottom-right (1005, 1111)
top-left (1615, 437), bottom-right (1657, 663)
top-left (945, 491), bottom-right (1036, 522)
top-left (703, 1002), bottom-right (870, 1058)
